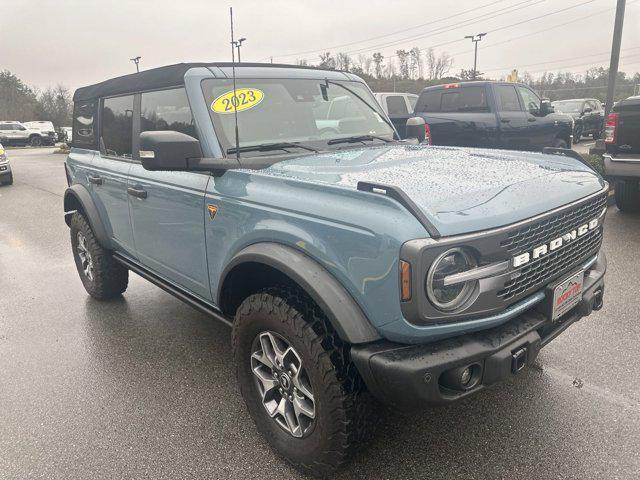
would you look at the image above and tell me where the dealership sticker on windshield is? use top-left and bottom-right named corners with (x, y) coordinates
top-left (212, 88), bottom-right (264, 114)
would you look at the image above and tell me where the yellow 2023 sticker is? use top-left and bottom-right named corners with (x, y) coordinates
top-left (211, 88), bottom-right (264, 114)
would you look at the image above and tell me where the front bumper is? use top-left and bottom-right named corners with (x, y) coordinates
top-left (351, 252), bottom-right (606, 410)
top-left (604, 153), bottom-right (640, 179)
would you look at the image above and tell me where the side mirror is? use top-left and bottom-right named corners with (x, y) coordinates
top-left (540, 99), bottom-right (553, 116)
top-left (139, 130), bottom-right (202, 171)
top-left (405, 117), bottom-right (426, 143)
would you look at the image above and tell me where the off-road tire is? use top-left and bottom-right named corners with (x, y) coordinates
top-left (70, 212), bottom-right (128, 299)
top-left (553, 137), bottom-right (568, 149)
top-left (615, 180), bottom-right (640, 213)
top-left (232, 287), bottom-right (374, 477)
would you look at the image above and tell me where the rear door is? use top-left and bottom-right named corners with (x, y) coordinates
top-left (415, 85), bottom-right (498, 147)
top-left (127, 88), bottom-right (212, 300)
top-left (383, 94), bottom-right (412, 138)
top-left (493, 84), bottom-right (529, 150)
top-left (89, 95), bottom-right (136, 255)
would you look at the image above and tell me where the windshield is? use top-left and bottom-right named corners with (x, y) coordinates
top-left (202, 78), bottom-right (395, 157)
top-left (552, 101), bottom-right (583, 113)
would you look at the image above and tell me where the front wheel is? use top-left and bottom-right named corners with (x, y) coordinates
top-left (29, 136), bottom-right (42, 147)
top-left (70, 212), bottom-right (128, 299)
top-left (232, 287), bottom-right (373, 477)
top-left (553, 137), bottom-right (568, 149)
top-left (573, 125), bottom-right (582, 144)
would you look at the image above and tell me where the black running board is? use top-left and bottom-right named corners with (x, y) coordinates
top-left (113, 253), bottom-right (232, 327)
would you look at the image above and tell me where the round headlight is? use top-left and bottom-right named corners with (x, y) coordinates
top-left (426, 248), bottom-right (477, 312)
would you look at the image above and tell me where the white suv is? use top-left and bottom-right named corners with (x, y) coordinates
top-left (23, 121), bottom-right (57, 145)
top-left (0, 121), bottom-right (55, 146)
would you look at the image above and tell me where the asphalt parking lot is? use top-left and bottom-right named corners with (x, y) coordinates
top-left (1, 148), bottom-right (639, 480)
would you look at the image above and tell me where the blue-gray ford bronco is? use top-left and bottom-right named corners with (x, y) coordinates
top-left (64, 63), bottom-right (608, 476)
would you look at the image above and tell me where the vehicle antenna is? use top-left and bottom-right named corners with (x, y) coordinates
top-left (230, 7), bottom-right (240, 162)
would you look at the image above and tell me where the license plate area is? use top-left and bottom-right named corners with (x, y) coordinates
top-left (549, 270), bottom-right (584, 322)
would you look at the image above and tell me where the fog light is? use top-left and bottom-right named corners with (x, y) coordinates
top-left (460, 367), bottom-right (472, 386)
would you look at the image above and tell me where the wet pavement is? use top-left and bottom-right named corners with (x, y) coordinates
top-left (1, 148), bottom-right (639, 479)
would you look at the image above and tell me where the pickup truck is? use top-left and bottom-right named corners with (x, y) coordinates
top-left (412, 81), bottom-right (573, 150)
top-left (373, 92), bottom-right (418, 139)
top-left (604, 95), bottom-right (640, 212)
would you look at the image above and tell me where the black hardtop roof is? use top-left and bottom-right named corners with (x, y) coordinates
top-left (73, 62), bottom-right (350, 102)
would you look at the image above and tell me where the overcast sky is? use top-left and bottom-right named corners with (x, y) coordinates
top-left (2, 0), bottom-right (639, 92)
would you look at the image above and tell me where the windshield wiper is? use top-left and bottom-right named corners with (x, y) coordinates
top-left (327, 135), bottom-right (394, 145)
top-left (227, 141), bottom-right (318, 155)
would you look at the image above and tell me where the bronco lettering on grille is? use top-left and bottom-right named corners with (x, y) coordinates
top-left (512, 217), bottom-right (600, 268)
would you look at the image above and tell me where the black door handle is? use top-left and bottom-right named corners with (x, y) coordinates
top-left (127, 187), bottom-right (147, 199)
top-left (527, 117), bottom-right (537, 122)
top-left (88, 175), bottom-right (103, 185)
top-left (500, 118), bottom-right (511, 123)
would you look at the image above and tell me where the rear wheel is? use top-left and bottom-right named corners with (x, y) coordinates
top-left (232, 287), bottom-right (373, 477)
top-left (615, 180), bottom-right (640, 213)
top-left (70, 212), bottom-right (128, 299)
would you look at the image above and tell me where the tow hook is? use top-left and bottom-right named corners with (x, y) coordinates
top-left (593, 288), bottom-right (604, 311)
top-left (511, 347), bottom-right (527, 374)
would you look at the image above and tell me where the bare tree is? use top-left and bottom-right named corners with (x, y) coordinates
top-left (318, 52), bottom-right (336, 70)
top-left (425, 48), bottom-right (454, 80)
top-left (372, 52), bottom-right (384, 78)
top-left (336, 52), bottom-right (352, 71)
top-left (409, 47), bottom-right (422, 79)
top-left (360, 54), bottom-right (373, 76)
top-left (296, 59), bottom-right (309, 66)
top-left (396, 50), bottom-right (410, 79)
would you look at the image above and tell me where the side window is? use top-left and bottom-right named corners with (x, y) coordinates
top-left (140, 88), bottom-right (198, 139)
top-left (440, 87), bottom-right (488, 113)
top-left (385, 96), bottom-right (409, 115)
top-left (495, 85), bottom-right (522, 111)
top-left (73, 100), bottom-right (99, 149)
top-left (517, 86), bottom-right (541, 115)
top-left (16, 124), bottom-right (26, 131)
top-left (407, 95), bottom-right (418, 110)
top-left (415, 90), bottom-right (442, 113)
top-left (101, 95), bottom-right (134, 157)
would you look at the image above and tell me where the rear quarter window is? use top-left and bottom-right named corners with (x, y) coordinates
top-left (72, 100), bottom-right (99, 149)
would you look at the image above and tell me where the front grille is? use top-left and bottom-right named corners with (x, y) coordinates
top-left (499, 193), bottom-right (607, 255)
top-left (497, 192), bottom-right (607, 301)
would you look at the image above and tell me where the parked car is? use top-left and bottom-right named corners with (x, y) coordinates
top-left (60, 126), bottom-right (73, 143)
top-left (0, 143), bottom-right (13, 185)
top-left (411, 81), bottom-right (573, 150)
top-left (373, 92), bottom-right (418, 139)
top-left (603, 95), bottom-right (640, 212)
top-left (0, 121), bottom-right (55, 146)
top-left (64, 63), bottom-right (608, 477)
top-left (23, 121), bottom-right (57, 145)
top-left (552, 98), bottom-right (604, 143)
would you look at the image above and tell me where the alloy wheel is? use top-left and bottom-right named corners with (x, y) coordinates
top-left (250, 331), bottom-right (316, 438)
top-left (76, 231), bottom-right (94, 281)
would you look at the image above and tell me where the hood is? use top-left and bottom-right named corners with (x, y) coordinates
top-left (252, 145), bottom-right (605, 237)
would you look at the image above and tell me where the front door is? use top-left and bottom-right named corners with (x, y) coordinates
top-left (494, 84), bottom-right (529, 150)
top-left (127, 88), bottom-right (211, 300)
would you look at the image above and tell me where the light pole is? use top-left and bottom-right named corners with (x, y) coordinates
top-left (464, 33), bottom-right (486, 80)
top-left (232, 37), bottom-right (246, 62)
top-left (130, 56), bottom-right (141, 73)
top-left (605, 0), bottom-right (626, 116)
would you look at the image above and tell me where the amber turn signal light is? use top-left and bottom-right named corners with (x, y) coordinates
top-left (400, 260), bottom-right (412, 301)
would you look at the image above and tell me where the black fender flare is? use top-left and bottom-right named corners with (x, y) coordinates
top-left (219, 243), bottom-right (381, 344)
top-left (63, 184), bottom-right (112, 250)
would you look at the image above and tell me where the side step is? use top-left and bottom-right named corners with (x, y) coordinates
top-left (113, 253), bottom-right (232, 327)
